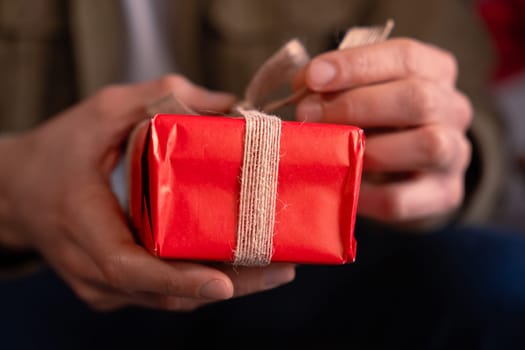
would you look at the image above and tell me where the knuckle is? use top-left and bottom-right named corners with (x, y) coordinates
top-left (339, 92), bottom-right (357, 118)
top-left (407, 79), bottom-right (438, 122)
top-left (456, 136), bottom-right (472, 171)
top-left (94, 85), bottom-right (126, 116)
top-left (100, 254), bottom-right (127, 290)
top-left (97, 85), bottom-right (122, 99)
top-left (71, 284), bottom-right (107, 310)
top-left (50, 194), bottom-right (74, 236)
top-left (396, 38), bottom-right (422, 75)
top-left (71, 283), bottom-right (92, 302)
top-left (420, 126), bottom-right (452, 168)
top-left (158, 74), bottom-right (188, 94)
top-left (445, 178), bottom-right (464, 211)
top-left (441, 50), bottom-right (458, 81)
top-left (350, 50), bottom-right (373, 77)
top-left (160, 274), bottom-right (184, 296)
top-left (456, 92), bottom-right (474, 129)
top-left (380, 188), bottom-right (406, 222)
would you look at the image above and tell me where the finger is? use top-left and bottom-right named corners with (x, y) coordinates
top-left (86, 75), bottom-right (237, 144)
top-left (217, 263), bottom-right (296, 297)
top-left (56, 74), bottom-right (236, 152)
top-left (135, 74), bottom-right (236, 113)
top-left (357, 174), bottom-right (464, 223)
top-left (364, 126), bottom-right (471, 172)
top-left (296, 78), bottom-right (472, 129)
top-left (98, 238), bottom-right (235, 301)
top-left (67, 185), bottom-right (234, 300)
top-left (44, 239), bottom-right (107, 286)
top-left (62, 272), bottom-right (213, 312)
top-left (292, 68), bottom-right (307, 91)
top-left (305, 38), bottom-right (457, 92)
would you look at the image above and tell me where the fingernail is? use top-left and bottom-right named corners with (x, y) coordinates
top-left (296, 95), bottom-right (323, 122)
top-left (308, 60), bottom-right (336, 88)
top-left (264, 267), bottom-right (295, 289)
top-left (199, 279), bottom-right (232, 300)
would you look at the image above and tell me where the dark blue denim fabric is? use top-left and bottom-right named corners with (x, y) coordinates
top-left (1, 225), bottom-right (525, 350)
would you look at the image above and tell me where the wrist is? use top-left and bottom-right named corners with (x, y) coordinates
top-left (0, 134), bottom-right (31, 250)
top-left (0, 134), bottom-right (43, 278)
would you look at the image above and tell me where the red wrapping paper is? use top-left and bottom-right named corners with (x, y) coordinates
top-left (128, 114), bottom-right (364, 264)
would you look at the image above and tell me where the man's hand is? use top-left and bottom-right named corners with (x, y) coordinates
top-left (0, 75), bottom-right (295, 311)
top-left (296, 38), bottom-right (472, 225)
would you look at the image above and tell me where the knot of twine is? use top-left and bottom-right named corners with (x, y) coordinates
top-left (146, 20), bottom-right (394, 266)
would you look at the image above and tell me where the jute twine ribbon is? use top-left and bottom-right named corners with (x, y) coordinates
top-left (146, 20), bottom-right (394, 266)
top-left (233, 108), bottom-right (281, 266)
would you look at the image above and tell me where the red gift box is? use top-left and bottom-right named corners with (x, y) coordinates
top-left (128, 114), bottom-right (364, 265)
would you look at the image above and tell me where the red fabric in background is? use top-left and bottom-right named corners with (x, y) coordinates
top-left (129, 114), bottom-right (364, 265)
top-left (476, 0), bottom-right (525, 82)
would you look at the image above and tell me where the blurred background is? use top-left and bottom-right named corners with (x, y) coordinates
top-left (475, 0), bottom-right (525, 231)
